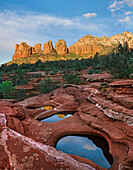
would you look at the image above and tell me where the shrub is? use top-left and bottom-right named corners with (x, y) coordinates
top-left (62, 73), bottom-right (82, 85)
top-left (33, 73), bottom-right (43, 78)
top-left (0, 81), bottom-right (14, 99)
top-left (88, 69), bottom-right (103, 74)
top-left (86, 79), bottom-right (91, 82)
top-left (101, 43), bottom-right (133, 78)
top-left (38, 78), bottom-right (60, 94)
top-left (15, 89), bottom-right (26, 101)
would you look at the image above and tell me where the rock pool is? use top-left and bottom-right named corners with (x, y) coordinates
top-left (56, 135), bottom-right (112, 169)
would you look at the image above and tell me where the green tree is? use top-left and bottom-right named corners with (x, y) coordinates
top-left (15, 89), bottom-right (26, 101)
top-left (0, 73), bottom-right (2, 98)
top-left (62, 72), bottom-right (82, 84)
top-left (101, 43), bottom-right (133, 78)
top-left (39, 78), bottom-right (59, 94)
top-left (0, 81), bottom-right (14, 99)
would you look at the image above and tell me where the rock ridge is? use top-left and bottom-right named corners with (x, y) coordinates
top-left (12, 31), bottom-right (133, 60)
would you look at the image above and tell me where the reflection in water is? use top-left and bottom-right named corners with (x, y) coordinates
top-left (56, 114), bottom-right (66, 118)
top-left (36, 106), bottom-right (53, 110)
top-left (41, 114), bottom-right (72, 123)
top-left (56, 136), bottom-right (111, 169)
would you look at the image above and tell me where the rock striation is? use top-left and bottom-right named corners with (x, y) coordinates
top-left (12, 31), bottom-right (133, 61)
top-left (0, 75), bottom-right (132, 169)
top-left (68, 31), bottom-right (133, 56)
top-left (55, 39), bottom-right (68, 55)
top-left (68, 35), bottom-right (103, 56)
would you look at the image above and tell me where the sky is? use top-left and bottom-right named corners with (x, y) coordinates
top-left (0, 0), bottom-right (133, 64)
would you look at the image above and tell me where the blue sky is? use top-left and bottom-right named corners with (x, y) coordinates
top-left (0, 0), bottom-right (133, 64)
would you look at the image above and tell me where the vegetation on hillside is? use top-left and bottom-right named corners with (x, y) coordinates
top-left (0, 43), bottom-right (132, 100)
top-left (38, 78), bottom-right (60, 94)
top-left (100, 43), bottom-right (133, 78)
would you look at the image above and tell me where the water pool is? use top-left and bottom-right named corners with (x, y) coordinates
top-left (56, 135), bottom-right (112, 169)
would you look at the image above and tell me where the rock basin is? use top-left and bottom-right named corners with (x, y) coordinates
top-left (56, 135), bottom-right (113, 169)
top-left (0, 82), bottom-right (133, 170)
top-left (41, 113), bottom-right (73, 123)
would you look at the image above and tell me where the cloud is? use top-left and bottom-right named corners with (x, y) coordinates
top-left (125, 0), bottom-right (133, 7)
top-left (0, 9), bottom-right (114, 64)
top-left (119, 16), bottom-right (130, 22)
top-left (125, 11), bottom-right (132, 15)
top-left (109, 0), bottom-right (133, 12)
top-left (109, 0), bottom-right (124, 12)
top-left (83, 13), bottom-right (97, 18)
top-left (83, 144), bottom-right (97, 151)
top-left (110, 7), bottom-right (121, 12)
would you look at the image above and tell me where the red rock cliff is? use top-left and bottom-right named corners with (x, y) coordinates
top-left (43, 40), bottom-right (55, 54)
top-left (12, 31), bottom-right (133, 61)
top-left (55, 39), bottom-right (68, 55)
top-left (12, 42), bottom-right (32, 60)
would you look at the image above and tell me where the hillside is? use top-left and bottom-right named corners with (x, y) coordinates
top-left (7, 31), bottom-right (133, 65)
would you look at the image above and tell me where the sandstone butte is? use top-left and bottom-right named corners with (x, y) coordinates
top-left (0, 76), bottom-right (133, 169)
top-left (12, 31), bottom-right (133, 61)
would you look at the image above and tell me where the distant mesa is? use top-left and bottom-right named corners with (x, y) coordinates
top-left (12, 31), bottom-right (133, 61)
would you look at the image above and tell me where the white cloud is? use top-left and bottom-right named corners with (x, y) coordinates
top-left (109, 0), bottom-right (133, 11)
top-left (119, 16), bottom-right (131, 22)
top-left (125, 11), bottom-right (132, 15)
top-left (0, 10), bottom-right (111, 64)
top-left (83, 13), bottom-right (97, 18)
top-left (110, 7), bottom-right (121, 12)
top-left (109, 0), bottom-right (124, 12)
top-left (125, 0), bottom-right (133, 7)
top-left (83, 144), bottom-right (97, 151)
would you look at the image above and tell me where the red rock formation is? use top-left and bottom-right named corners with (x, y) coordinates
top-left (68, 35), bottom-right (102, 56)
top-left (68, 31), bottom-right (133, 56)
top-left (1, 80), bottom-right (131, 169)
top-left (43, 40), bottom-right (55, 54)
top-left (55, 39), bottom-right (68, 55)
top-left (12, 32), bottom-right (133, 61)
top-left (0, 117), bottom-right (94, 170)
top-left (33, 43), bottom-right (41, 53)
top-left (12, 42), bottom-right (32, 60)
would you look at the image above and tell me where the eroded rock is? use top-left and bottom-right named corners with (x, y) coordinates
top-left (12, 42), bottom-right (32, 60)
top-left (0, 80), bottom-right (133, 169)
top-left (43, 40), bottom-right (55, 54)
top-left (55, 39), bottom-right (68, 55)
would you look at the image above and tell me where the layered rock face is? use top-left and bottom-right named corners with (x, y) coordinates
top-left (12, 31), bottom-right (133, 61)
top-left (0, 78), bottom-right (133, 169)
top-left (55, 39), bottom-right (68, 55)
top-left (43, 40), bottom-right (55, 54)
top-left (12, 42), bottom-right (32, 60)
top-left (68, 31), bottom-right (133, 56)
top-left (68, 35), bottom-right (103, 56)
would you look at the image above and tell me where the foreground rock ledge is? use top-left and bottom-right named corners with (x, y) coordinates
top-left (0, 84), bottom-right (133, 170)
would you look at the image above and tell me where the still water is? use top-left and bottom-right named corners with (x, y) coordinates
top-left (41, 114), bottom-right (72, 123)
top-left (56, 136), bottom-right (111, 169)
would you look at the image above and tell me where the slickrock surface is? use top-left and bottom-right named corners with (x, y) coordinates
top-left (0, 76), bottom-right (132, 169)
